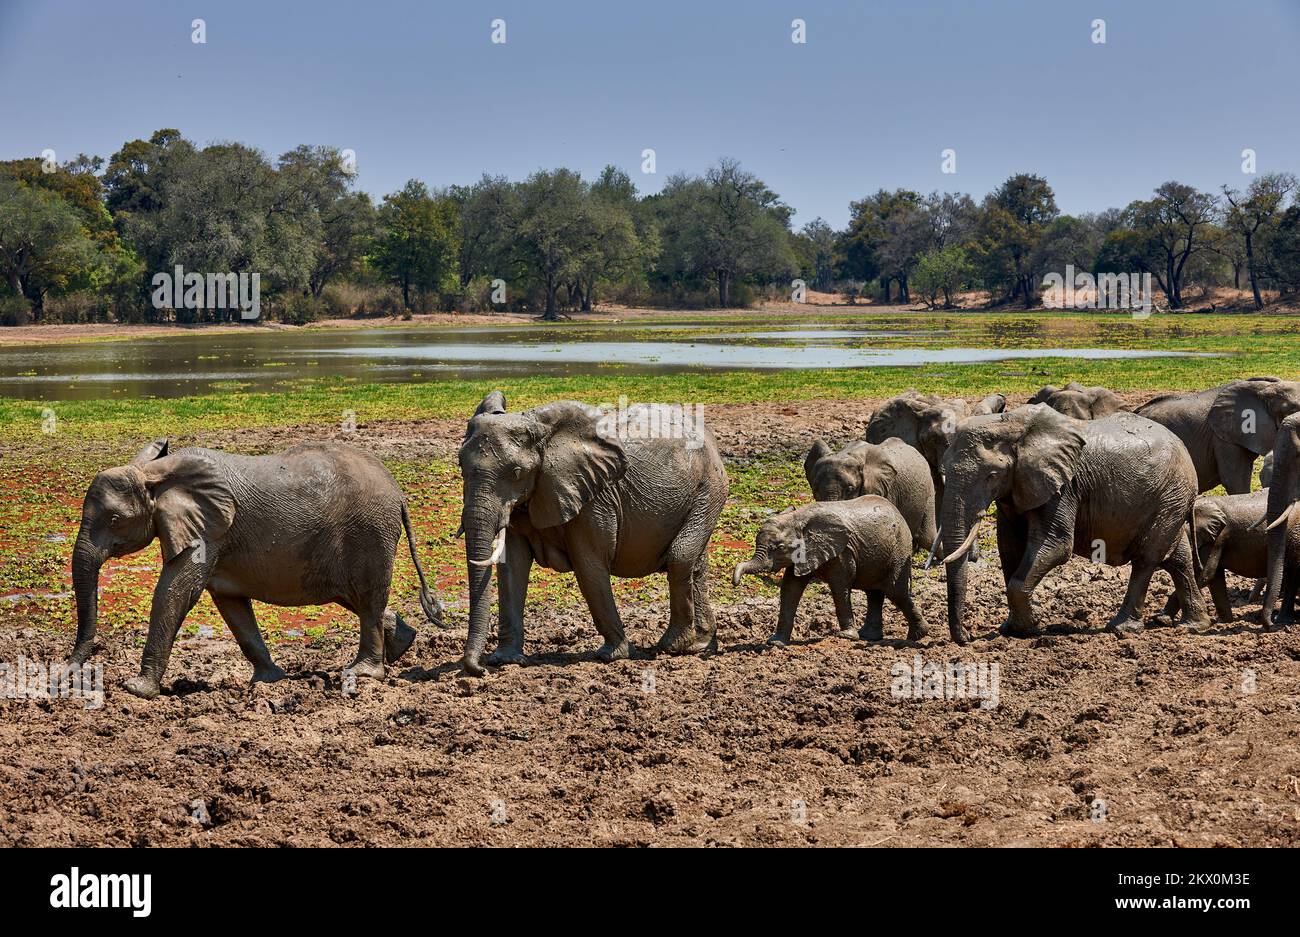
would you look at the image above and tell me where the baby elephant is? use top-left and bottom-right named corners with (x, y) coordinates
top-left (69, 439), bottom-right (444, 699)
top-left (732, 496), bottom-right (928, 645)
top-left (1161, 489), bottom-right (1276, 623)
top-left (804, 437), bottom-right (937, 552)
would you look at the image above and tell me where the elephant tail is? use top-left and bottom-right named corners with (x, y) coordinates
top-left (402, 502), bottom-right (447, 628)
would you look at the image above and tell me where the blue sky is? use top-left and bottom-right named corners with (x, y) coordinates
top-left (2, 0), bottom-right (1297, 229)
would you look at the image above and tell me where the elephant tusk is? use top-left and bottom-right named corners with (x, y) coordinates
top-left (455, 521), bottom-right (465, 538)
top-left (923, 526), bottom-right (943, 571)
top-left (942, 515), bottom-right (988, 565)
top-left (1266, 504), bottom-right (1294, 532)
top-left (468, 527), bottom-right (507, 566)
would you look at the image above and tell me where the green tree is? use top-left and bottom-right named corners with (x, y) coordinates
top-left (912, 245), bottom-right (974, 309)
top-left (1222, 172), bottom-right (1298, 309)
top-left (1110, 181), bottom-right (1218, 309)
top-left (373, 180), bottom-right (460, 311)
top-left (0, 178), bottom-right (101, 318)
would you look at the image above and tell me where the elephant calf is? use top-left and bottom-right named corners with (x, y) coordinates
top-left (70, 439), bottom-right (443, 699)
top-left (804, 437), bottom-right (937, 552)
top-left (1027, 382), bottom-right (1124, 420)
top-left (1159, 490), bottom-right (1272, 623)
top-left (732, 496), bottom-right (928, 645)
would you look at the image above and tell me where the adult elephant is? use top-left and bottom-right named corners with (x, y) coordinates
top-left (938, 405), bottom-right (1209, 644)
top-left (1260, 412), bottom-right (1300, 629)
top-left (70, 439), bottom-right (442, 699)
top-left (1136, 377), bottom-right (1300, 493)
top-left (864, 389), bottom-right (1006, 516)
top-left (457, 392), bottom-right (728, 675)
top-left (1027, 382), bottom-right (1124, 420)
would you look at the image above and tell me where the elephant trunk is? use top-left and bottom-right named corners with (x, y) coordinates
top-left (462, 493), bottom-right (507, 676)
top-left (940, 493), bottom-right (984, 645)
top-left (70, 532), bottom-right (106, 665)
top-left (732, 558), bottom-right (757, 586)
top-left (1262, 480), bottom-right (1292, 629)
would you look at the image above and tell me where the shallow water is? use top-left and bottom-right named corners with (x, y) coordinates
top-left (0, 323), bottom-right (1209, 400)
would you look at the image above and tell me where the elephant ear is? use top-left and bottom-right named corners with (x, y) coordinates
top-left (916, 404), bottom-right (954, 466)
top-left (1209, 383), bottom-right (1277, 456)
top-left (792, 513), bottom-right (854, 577)
top-left (1197, 503), bottom-right (1230, 579)
top-left (464, 391), bottom-right (508, 441)
top-left (1028, 386), bottom-right (1057, 405)
top-left (139, 451), bottom-right (236, 562)
top-left (859, 445), bottom-right (897, 498)
top-left (973, 393), bottom-right (1006, 415)
top-left (804, 438), bottom-right (832, 487)
top-left (1012, 406), bottom-right (1086, 512)
top-left (528, 402), bottom-right (628, 529)
top-left (130, 438), bottom-right (169, 464)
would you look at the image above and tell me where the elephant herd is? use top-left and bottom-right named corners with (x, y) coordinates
top-left (67, 379), bottom-right (1300, 699)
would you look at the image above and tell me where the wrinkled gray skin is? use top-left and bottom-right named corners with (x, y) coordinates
top-left (1028, 382), bottom-right (1124, 420)
top-left (1136, 377), bottom-right (1300, 493)
top-left (732, 495), bottom-right (927, 645)
top-left (865, 389), bottom-right (1006, 519)
top-left (804, 438), bottom-right (937, 552)
top-left (1261, 412), bottom-right (1300, 629)
top-left (457, 392), bottom-right (728, 675)
top-left (1158, 490), bottom-right (1273, 623)
top-left (70, 440), bottom-right (443, 699)
top-left (939, 406), bottom-right (1210, 644)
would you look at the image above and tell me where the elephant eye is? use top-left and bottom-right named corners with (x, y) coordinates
top-left (512, 465), bottom-right (523, 480)
top-left (109, 513), bottom-right (121, 526)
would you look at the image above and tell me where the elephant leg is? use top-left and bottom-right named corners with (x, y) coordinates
top-left (885, 565), bottom-right (929, 642)
top-left (1208, 571), bottom-right (1234, 622)
top-left (572, 557), bottom-right (628, 662)
top-left (1157, 535), bottom-right (1212, 632)
top-left (828, 576), bottom-right (858, 640)
top-left (1106, 564), bottom-right (1156, 635)
top-left (1278, 565), bottom-right (1298, 627)
top-left (769, 570), bottom-right (810, 646)
top-left (346, 599), bottom-right (388, 680)
top-left (211, 593), bottom-right (284, 684)
top-left (1004, 530), bottom-right (1071, 638)
top-left (124, 554), bottom-right (214, 699)
top-left (658, 555), bottom-right (715, 655)
top-left (1217, 444), bottom-right (1256, 495)
top-left (996, 508), bottom-right (1028, 586)
top-left (487, 531), bottom-right (532, 667)
top-left (690, 556), bottom-right (718, 650)
top-left (860, 590), bottom-right (885, 641)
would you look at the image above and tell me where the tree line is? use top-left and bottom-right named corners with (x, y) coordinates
top-left (3, 127), bottom-right (1299, 325)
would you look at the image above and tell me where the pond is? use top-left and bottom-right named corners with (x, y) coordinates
top-left (0, 322), bottom-right (1210, 400)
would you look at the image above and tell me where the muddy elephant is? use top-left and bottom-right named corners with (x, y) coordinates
top-left (1260, 412), bottom-right (1300, 629)
top-left (70, 440), bottom-right (443, 699)
top-left (865, 390), bottom-right (1006, 517)
top-left (1027, 382), bottom-right (1124, 420)
top-left (731, 496), bottom-right (927, 645)
top-left (457, 392), bottom-right (728, 675)
top-left (804, 437), bottom-right (936, 552)
top-left (1157, 490), bottom-right (1269, 623)
top-left (1136, 377), bottom-right (1300, 493)
top-left (938, 405), bottom-right (1210, 643)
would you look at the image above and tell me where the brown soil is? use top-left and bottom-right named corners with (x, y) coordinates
top-left (3, 394), bottom-right (1299, 847)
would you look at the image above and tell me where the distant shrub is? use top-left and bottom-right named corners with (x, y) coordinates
top-left (0, 294), bottom-right (32, 327)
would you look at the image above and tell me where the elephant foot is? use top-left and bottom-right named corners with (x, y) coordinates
top-left (765, 632), bottom-right (791, 647)
top-left (346, 657), bottom-right (385, 680)
top-left (122, 674), bottom-right (161, 700)
top-left (251, 664), bottom-right (287, 685)
top-left (461, 657), bottom-right (486, 677)
top-left (486, 646), bottom-right (526, 667)
top-left (656, 631), bottom-right (715, 656)
top-left (858, 624), bottom-right (884, 642)
top-left (594, 640), bottom-right (631, 663)
top-left (834, 627), bottom-right (860, 640)
top-left (999, 618), bottom-right (1040, 639)
top-left (1213, 608), bottom-right (1234, 624)
top-left (1146, 613), bottom-right (1175, 629)
top-left (1105, 616), bottom-right (1144, 637)
top-left (1179, 616), bottom-right (1214, 635)
top-left (383, 614), bottom-right (418, 664)
top-left (949, 625), bottom-right (971, 646)
top-left (905, 620), bottom-right (930, 643)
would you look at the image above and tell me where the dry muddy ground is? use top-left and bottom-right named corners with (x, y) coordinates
top-left (3, 391), bottom-right (1300, 847)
